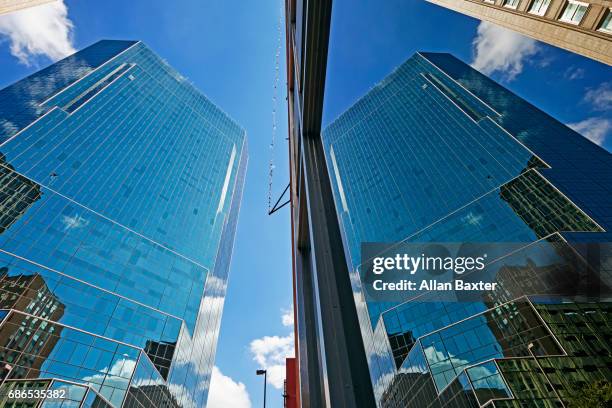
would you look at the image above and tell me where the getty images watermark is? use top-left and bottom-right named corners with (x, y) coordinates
top-left (360, 242), bottom-right (611, 303)
top-left (371, 251), bottom-right (495, 291)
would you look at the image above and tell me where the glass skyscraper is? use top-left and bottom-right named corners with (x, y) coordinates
top-left (321, 52), bottom-right (611, 407)
top-left (0, 40), bottom-right (247, 408)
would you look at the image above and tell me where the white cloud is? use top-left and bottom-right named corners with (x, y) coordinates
top-left (249, 333), bottom-right (294, 389)
top-left (564, 66), bottom-right (585, 80)
top-left (0, 0), bottom-right (75, 65)
top-left (163, 294), bottom-right (225, 405)
top-left (203, 275), bottom-right (228, 297)
top-left (461, 211), bottom-right (483, 226)
top-left (80, 358), bottom-right (136, 407)
top-left (207, 366), bottom-right (252, 408)
top-left (248, 309), bottom-right (296, 389)
top-left (281, 308), bottom-right (294, 327)
top-left (61, 213), bottom-right (89, 231)
top-left (568, 117), bottom-right (612, 146)
top-left (584, 82), bottom-right (612, 111)
top-left (372, 371), bottom-right (396, 402)
top-left (471, 21), bottom-right (539, 81)
top-left (0, 119), bottom-right (18, 135)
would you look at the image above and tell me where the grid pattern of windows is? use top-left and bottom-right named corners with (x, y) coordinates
top-left (0, 40), bottom-right (137, 144)
top-left (0, 255), bottom-right (183, 358)
top-left (0, 378), bottom-right (112, 408)
top-left (0, 40), bottom-right (247, 408)
top-left (421, 301), bottom-right (561, 392)
top-left (0, 311), bottom-right (140, 406)
top-left (324, 59), bottom-right (545, 309)
top-left (380, 300), bottom-right (612, 407)
top-left (322, 52), bottom-right (611, 407)
top-left (494, 305), bottom-right (612, 405)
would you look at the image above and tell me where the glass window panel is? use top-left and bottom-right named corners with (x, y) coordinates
top-left (529, 0), bottom-right (551, 15)
top-left (599, 9), bottom-right (612, 32)
top-left (559, 1), bottom-right (589, 24)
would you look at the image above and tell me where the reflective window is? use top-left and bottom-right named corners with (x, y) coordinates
top-left (320, 2), bottom-right (612, 405)
top-left (559, 0), bottom-right (589, 24)
top-left (598, 9), bottom-right (612, 33)
top-left (0, 40), bottom-right (247, 407)
top-left (504, 0), bottom-right (520, 9)
top-left (529, 0), bottom-right (551, 15)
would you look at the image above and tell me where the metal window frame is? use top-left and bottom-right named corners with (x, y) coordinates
top-left (286, 0), bottom-right (376, 406)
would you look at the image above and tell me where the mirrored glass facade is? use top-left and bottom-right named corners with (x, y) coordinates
top-left (322, 52), bottom-right (612, 407)
top-left (0, 40), bottom-right (247, 408)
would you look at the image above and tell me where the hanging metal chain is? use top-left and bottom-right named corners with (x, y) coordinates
top-left (268, 0), bottom-right (283, 213)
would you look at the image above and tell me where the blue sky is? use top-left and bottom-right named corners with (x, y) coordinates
top-left (0, 1), bottom-right (610, 407)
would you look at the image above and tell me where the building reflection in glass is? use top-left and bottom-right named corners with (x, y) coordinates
top-left (320, 51), bottom-right (612, 407)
